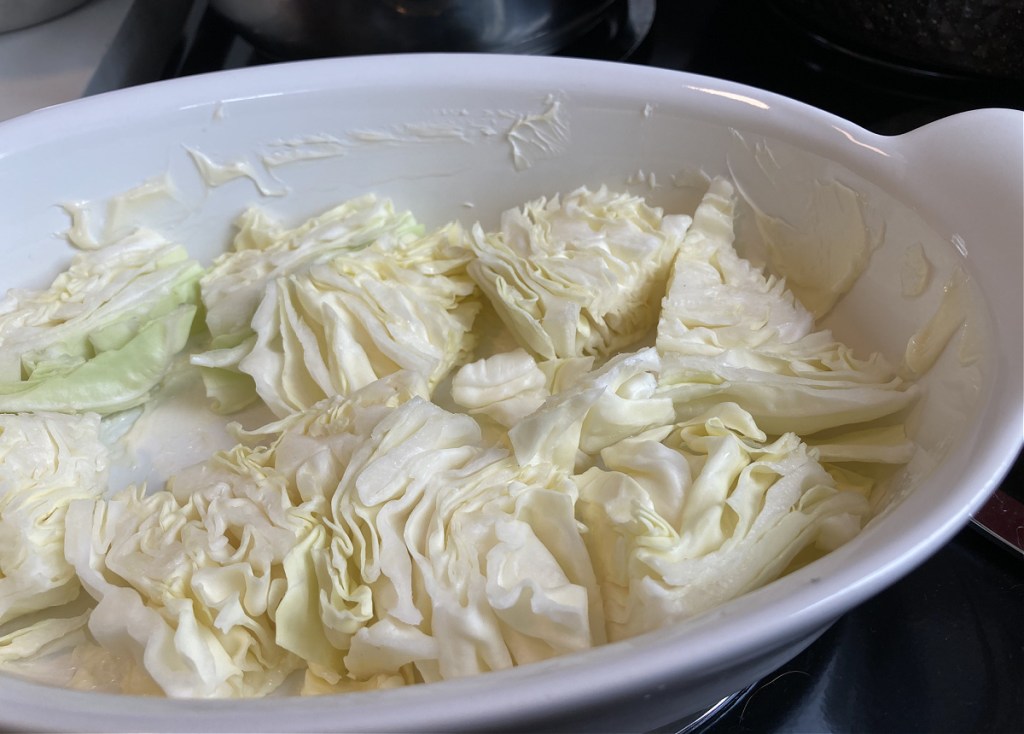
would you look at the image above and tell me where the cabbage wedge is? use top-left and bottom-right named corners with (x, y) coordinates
top-left (0, 231), bottom-right (201, 415)
top-left (469, 186), bottom-right (690, 359)
top-left (273, 390), bottom-right (602, 692)
top-left (194, 197), bottom-right (479, 415)
top-left (576, 403), bottom-right (870, 641)
top-left (656, 177), bottom-right (918, 437)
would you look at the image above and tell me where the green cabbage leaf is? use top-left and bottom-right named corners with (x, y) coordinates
top-left (0, 231), bottom-right (201, 414)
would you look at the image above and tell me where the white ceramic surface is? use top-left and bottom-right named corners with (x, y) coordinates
top-left (0, 54), bottom-right (1020, 732)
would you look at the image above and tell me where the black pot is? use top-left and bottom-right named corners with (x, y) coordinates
top-left (209, 0), bottom-right (622, 60)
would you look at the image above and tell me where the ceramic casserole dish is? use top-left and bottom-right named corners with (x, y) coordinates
top-left (0, 54), bottom-right (1020, 732)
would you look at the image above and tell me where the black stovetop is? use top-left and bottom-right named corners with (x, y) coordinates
top-left (157, 2), bottom-right (1024, 732)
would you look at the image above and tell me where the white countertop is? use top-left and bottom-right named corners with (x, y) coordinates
top-left (0, 0), bottom-right (134, 121)
top-left (0, 0), bottom-right (200, 122)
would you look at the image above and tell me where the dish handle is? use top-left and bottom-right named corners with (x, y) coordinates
top-left (892, 109), bottom-right (1023, 358)
top-left (892, 108), bottom-right (1023, 244)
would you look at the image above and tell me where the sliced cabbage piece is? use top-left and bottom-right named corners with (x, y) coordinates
top-left (199, 195), bottom-right (422, 344)
top-left (469, 186), bottom-right (690, 360)
top-left (656, 177), bottom-right (918, 436)
top-left (272, 395), bottom-right (603, 692)
top-left (194, 195), bottom-right (422, 413)
top-left (0, 230), bottom-right (201, 414)
top-left (450, 349), bottom-right (548, 427)
top-left (63, 445), bottom-right (322, 698)
top-left (656, 176), bottom-right (813, 356)
top-left (239, 225), bottom-right (478, 417)
top-left (0, 412), bottom-right (108, 625)
top-left (658, 353), bottom-right (918, 436)
top-left (194, 198), bottom-right (479, 416)
top-left (0, 612), bottom-right (91, 664)
top-left (576, 403), bottom-right (870, 641)
top-left (59, 370), bottom-right (599, 697)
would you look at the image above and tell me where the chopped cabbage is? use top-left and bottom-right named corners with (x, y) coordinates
top-left (0, 179), bottom-right (925, 700)
top-left (62, 374), bottom-right (598, 696)
top-left (0, 230), bottom-right (201, 414)
top-left (199, 195), bottom-right (421, 344)
top-left (468, 186), bottom-right (690, 359)
top-left (450, 349), bottom-right (549, 427)
top-left (656, 177), bottom-right (814, 356)
top-left (238, 225), bottom-right (478, 417)
top-left (0, 612), bottom-right (90, 665)
top-left (57, 374), bottom-right (426, 697)
top-left (0, 412), bottom-right (108, 625)
top-left (510, 347), bottom-right (674, 470)
top-left (0, 612), bottom-right (92, 690)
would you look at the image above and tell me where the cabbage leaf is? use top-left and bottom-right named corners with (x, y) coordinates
top-left (199, 195), bottom-right (422, 344)
top-left (509, 347), bottom-right (674, 470)
top-left (194, 198), bottom-right (479, 415)
top-left (449, 349), bottom-right (594, 429)
top-left (655, 177), bottom-right (918, 436)
top-left (576, 403), bottom-right (870, 641)
top-left (63, 433), bottom-right (326, 697)
top-left (0, 412), bottom-right (108, 625)
top-left (239, 225), bottom-right (478, 417)
top-left (469, 186), bottom-right (690, 359)
top-left (274, 394), bottom-right (602, 691)
top-left (0, 231), bottom-right (201, 414)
